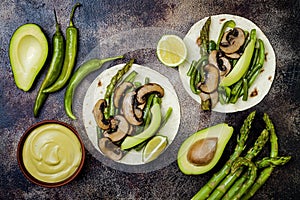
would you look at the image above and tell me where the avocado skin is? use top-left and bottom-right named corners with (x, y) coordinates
top-left (9, 23), bottom-right (48, 91)
top-left (177, 123), bottom-right (233, 175)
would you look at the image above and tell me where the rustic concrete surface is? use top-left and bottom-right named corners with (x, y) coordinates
top-left (0, 0), bottom-right (299, 199)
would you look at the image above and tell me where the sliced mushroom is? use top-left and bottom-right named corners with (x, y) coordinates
top-left (225, 52), bottom-right (241, 59)
top-left (135, 83), bottom-right (164, 105)
top-left (93, 99), bottom-right (110, 130)
top-left (199, 91), bottom-right (219, 110)
top-left (103, 115), bottom-right (129, 142)
top-left (208, 50), bottom-right (232, 76)
top-left (218, 57), bottom-right (231, 76)
top-left (208, 50), bottom-right (219, 67)
top-left (220, 28), bottom-right (245, 54)
top-left (197, 64), bottom-right (220, 94)
top-left (113, 81), bottom-right (133, 108)
top-left (122, 91), bottom-right (143, 126)
top-left (98, 137), bottom-right (124, 161)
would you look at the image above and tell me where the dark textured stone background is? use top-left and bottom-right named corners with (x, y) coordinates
top-left (0, 0), bottom-right (299, 199)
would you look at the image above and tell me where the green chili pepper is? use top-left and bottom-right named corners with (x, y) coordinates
top-left (44, 3), bottom-right (81, 93)
top-left (33, 10), bottom-right (65, 117)
top-left (64, 55), bottom-right (123, 119)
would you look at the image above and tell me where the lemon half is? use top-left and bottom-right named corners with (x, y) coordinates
top-left (142, 135), bottom-right (168, 163)
top-left (156, 35), bottom-right (187, 67)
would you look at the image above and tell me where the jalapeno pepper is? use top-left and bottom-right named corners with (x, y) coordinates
top-left (44, 3), bottom-right (81, 93)
top-left (33, 10), bottom-right (65, 117)
top-left (64, 55), bottom-right (124, 119)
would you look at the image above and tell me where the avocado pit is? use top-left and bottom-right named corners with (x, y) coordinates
top-left (187, 137), bottom-right (218, 166)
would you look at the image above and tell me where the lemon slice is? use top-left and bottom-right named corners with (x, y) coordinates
top-left (142, 135), bottom-right (168, 163)
top-left (157, 35), bottom-right (187, 67)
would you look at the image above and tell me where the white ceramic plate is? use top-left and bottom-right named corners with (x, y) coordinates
top-left (179, 14), bottom-right (276, 113)
top-left (82, 63), bottom-right (180, 165)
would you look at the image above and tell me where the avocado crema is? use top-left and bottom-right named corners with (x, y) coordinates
top-left (22, 123), bottom-right (82, 183)
top-left (177, 123), bottom-right (233, 175)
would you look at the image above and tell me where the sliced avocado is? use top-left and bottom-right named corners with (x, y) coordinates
top-left (177, 123), bottom-right (233, 175)
top-left (121, 103), bottom-right (162, 150)
top-left (219, 37), bottom-right (256, 87)
top-left (9, 23), bottom-right (48, 91)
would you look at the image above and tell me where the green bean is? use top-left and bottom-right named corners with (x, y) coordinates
top-left (216, 20), bottom-right (236, 50)
top-left (33, 9), bottom-right (65, 117)
top-left (248, 45), bottom-right (259, 72)
top-left (143, 94), bottom-right (155, 129)
top-left (248, 70), bottom-right (260, 87)
top-left (208, 40), bottom-right (216, 53)
top-left (257, 39), bottom-right (265, 66)
top-left (196, 56), bottom-right (208, 83)
top-left (134, 81), bottom-right (142, 88)
top-left (160, 107), bottom-right (173, 128)
top-left (144, 77), bottom-right (150, 84)
top-left (231, 79), bottom-right (243, 96)
top-left (44, 3), bottom-right (81, 93)
top-left (245, 40), bottom-right (264, 87)
top-left (187, 60), bottom-right (197, 76)
top-left (250, 29), bottom-right (256, 40)
top-left (247, 63), bottom-right (262, 81)
top-left (189, 65), bottom-right (199, 94)
top-left (241, 31), bottom-right (251, 52)
top-left (64, 56), bottom-right (123, 119)
top-left (230, 86), bottom-right (242, 104)
top-left (225, 86), bottom-right (231, 101)
top-left (242, 78), bottom-right (248, 101)
top-left (218, 93), bottom-right (226, 105)
top-left (123, 70), bottom-right (137, 82)
top-left (232, 59), bottom-right (238, 67)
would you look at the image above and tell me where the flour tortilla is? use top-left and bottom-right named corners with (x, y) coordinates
top-left (179, 14), bottom-right (276, 113)
top-left (83, 63), bottom-right (180, 165)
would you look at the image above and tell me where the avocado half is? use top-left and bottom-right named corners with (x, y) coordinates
top-left (9, 23), bottom-right (48, 91)
top-left (177, 123), bottom-right (233, 175)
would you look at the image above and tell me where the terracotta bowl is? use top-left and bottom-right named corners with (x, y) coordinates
top-left (17, 120), bottom-right (85, 187)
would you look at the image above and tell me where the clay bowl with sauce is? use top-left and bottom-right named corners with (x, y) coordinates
top-left (17, 120), bottom-right (85, 187)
